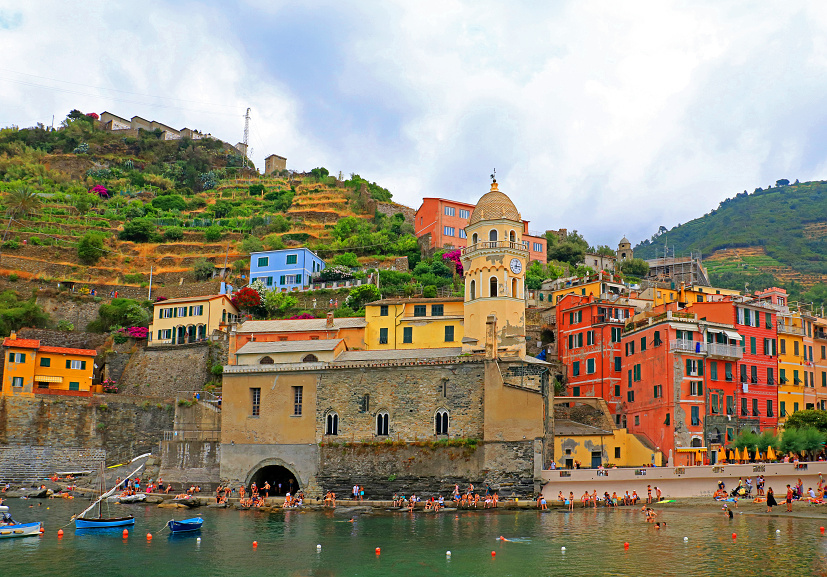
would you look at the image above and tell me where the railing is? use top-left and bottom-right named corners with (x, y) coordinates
top-left (163, 430), bottom-right (221, 441)
top-left (460, 240), bottom-right (529, 257)
top-left (670, 339), bottom-right (704, 354)
top-left (815, 330), bottom-right (827, 341)
top-left (706, 343), bottom-right (743, 359)
top-left (777, 324), bottom-right (805, 336)
top-left (34, 387), bottom-right (93, 398)
top-left (595, 315), bottom-right (625, 324)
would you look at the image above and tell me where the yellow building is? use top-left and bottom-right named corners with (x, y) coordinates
top-left (2, 333), bottom-right (97, 397)
top-left (777, 311), bottom-right (811, 422)
top-left (148, 294), bottom-right (239, 346)
top-left (815, 318), bottom-right (827, 410)
top-left (554, 420), bottom-right (664, 468)
top-left (461, 180), bottom-right (528, 356)
top-left (364, 297), bottom-right (464, 350)
top-left (541, 274), bottom-right (627, 307)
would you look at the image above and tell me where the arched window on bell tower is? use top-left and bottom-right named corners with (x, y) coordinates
top-left (472, 233), bottom-right (478, 244)
top-left (509, 230), bottom-right (515, 243)
top-left (489, 229), bottom-right (498, 242)
top-left (512, 278), bottom-right (518, 298)
top-left (489, 276), bottom-right (498, 297)
top-left (470, 280), bottom-right (476, 300)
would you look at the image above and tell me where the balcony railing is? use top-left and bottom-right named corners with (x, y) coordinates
top-left (461, 240), bottom-right (529, 257)
top-left (670, 339), bottom-right (705, 354)
top-left (595, 315), bottom-right (625, 324)
top-left (777, 324), bottom-right (805, 336)
top-left (706, 343), bottom-right (743, 359)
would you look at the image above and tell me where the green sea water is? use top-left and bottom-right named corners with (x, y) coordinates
top-left (3, 499), bottom-right (827, 576)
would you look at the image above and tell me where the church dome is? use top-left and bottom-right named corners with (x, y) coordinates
top-left (619, 236), bottom-right (630, 245)
top-left (468, 182), bottom-right (521, 225)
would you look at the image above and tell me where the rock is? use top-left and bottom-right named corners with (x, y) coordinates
top-left (158, 503), bottom-right (187, 509)
top-left (7, 488), bottom-right (48, 499)
top-left (145, 495), bottom-right (164, 504)
top-left (207, 502), bottom-right (229, 508)
top-left (334, 506), bottom-right (374, 516)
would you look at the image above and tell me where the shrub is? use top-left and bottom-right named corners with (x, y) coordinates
top-left (2, 239), bottom-right (19, 249)
top-left (249, 184), bottom-right (265, 196)
top-left (345, 284), bottom-right (380, 309)
top-left (28, 236), bottom-right (43, 246)
top-left (112, 334), bottom-right (128, 344)
top-left (193, 258), bottom-right (215, 281)
top-left (7, 273), bottom-right (17, 282)
top-left (263, 234), bottom-right (284, 250)
top-left (163, 226), bottom-right (184, 241)
top-left (423, 285), bottom-right (437, 298)
top-left (56, 319), bottom-right (74, 331)
top-left (119, 218), bottom-right (157, 242)
top-left (210, 364), bottom-right (223, 377)
top-left (123, 273), bottom-right (143, 283)
top-left (152, 194), bottom-right (187, 211)
top-left (232, 286), bottom-right (261, 310)
top-left (331, 252), bottom-right (360, 268)
top-left (204, 226), bottom-right (222, 242)
top-left (241, 236), bottom-right (264, 253)
top-left (90, 185), bottom-right (110, 199)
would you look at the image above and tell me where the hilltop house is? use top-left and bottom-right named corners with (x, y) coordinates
top-left (249, 248), bottom-right (325, 291)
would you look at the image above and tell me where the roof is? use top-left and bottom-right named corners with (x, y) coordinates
top-left (468, 183), bottom-right (521, 225)
top-left (333, 347), bottom-right (462, 363)
top-left (619, 236), bottom-right (631, 244)
top-left (39, 346), bottom-right (97, 357)
top-left (154, 294), bottom-right (236, 307)
top-left (367, 297), bottom-right (464, 306)
top-left (235, 339), bottom-right (343, 356)
top-left (3, 338), bottom-right (40, 349)
top-left (250, 248), bottom-right (322, 258)
top-left (265, 154), bottom-right (286, 160)
top-left (237, 317), bottom-right (366, 333)
top-left (418, 197), bottom-right (476, 210)
top-left (554, 419), bottom-right (613, 436)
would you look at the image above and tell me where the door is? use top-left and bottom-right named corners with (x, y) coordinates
top-left (591, 451), bottom-right (602, 468)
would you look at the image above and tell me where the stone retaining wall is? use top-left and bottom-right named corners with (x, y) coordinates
top-left (159, 440), bottom-right (221, 487)
top-left (0, 445), bottom-right (106, 483)
top-left (118, 341), bottom-right (219, 398)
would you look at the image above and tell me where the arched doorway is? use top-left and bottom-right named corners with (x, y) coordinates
top-left (247, 463), bottom-right (300, 496)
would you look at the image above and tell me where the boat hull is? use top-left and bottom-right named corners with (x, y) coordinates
top-left (167, 518), bottom-right (203, 533)
top-left (0, 522), bottom-right (42, 538)
top-left (75, 516), bottom-right (135, 529)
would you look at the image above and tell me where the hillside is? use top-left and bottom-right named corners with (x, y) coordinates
top-left (634, 180), bottom-right (827, 302)
top-left (0, 112), bottom-right (414, 293)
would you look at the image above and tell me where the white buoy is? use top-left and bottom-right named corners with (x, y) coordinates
top-left (196, 537), bottom-right (201, 543)
top-left (776, 529), bottom-right (781, 534)
top-left (446, 551), bottom-right (451, 557)
top-left (561, 546), bottom-right (566, 552)
top-left (317, 544), bottom-right (322, 550)
top-left (683, 537), bottom-right (688, 542)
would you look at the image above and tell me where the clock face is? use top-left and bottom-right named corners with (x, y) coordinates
top-left (510, 258), bottom-right (522, 274)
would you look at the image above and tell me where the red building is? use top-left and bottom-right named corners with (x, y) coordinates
top-left (557, 294), bottom-right (634, 425)
top-left (414, 197), bottom-right (547, 263)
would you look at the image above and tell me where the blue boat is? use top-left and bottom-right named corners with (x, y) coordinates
top-left (0, 507), bottom-right (42, 539)
top-left (75, 516), bottom-right (135, 529)
top-left (167, 517), bottom-right (203, 533)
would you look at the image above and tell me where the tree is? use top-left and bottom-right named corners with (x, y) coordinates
top-left (591, 245), bottom-right (616, 257)
top-left (5, 187), bottom-right (42, 218)
top-left (249, 184), bottom-right (265, 196)
top-left (548, 242), bottom-right (585, 267)
top-left (204, 226), bottom-right (222, 242)
top-left (151, 194), bottom-right (187, 211)
top-left (77, 232), bottom-right (105, 265)
top-left (241, 236), bottom-right (264, 254)
top-left (731, 430), bottom-right (759, 451)
top-left (776, 179), bottom-right (790, 187)
top-left (783, 409), bottom-right (827, 433)
top-left (345, 284), bottom-right (380, 310)
top-left (87, 298), bottom-right (149, 332)
top-left (620, 258), bottom-right (649, 277)
top-left (757, 430), bottom-right (779, 452)
top-left (780, 427), bottom-right (803, 456)
top-left (800, 427), bottom-right (826, 460)
top-left (232, 286), bottom-right (261, 310)
top-left (193, 258), bottom-right (215, 281)
top-left (119, 218), bottom-right (157, 242)
top-left (0, 290), bottom-right (49, 336)
top-left (263, 291), bottom-right (298, 316)
top-left (163, 227), bottom-right (184, 241)
top-left (331, 252), bottom-right (360, 268)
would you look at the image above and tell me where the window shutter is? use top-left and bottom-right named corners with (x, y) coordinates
top-left (698, 361), bottom-right (704, 376)
top-left (66, 359), bottom-right (71, 369)
top-left (8, 352), bottom-right (13, 363)
top-left (173, 308), bottom-right (177, 318)
top-left (698, 382), bottom-right (703, 396)
top-left (686, 358), bottom-right (691, 375)
top-left (81, 360), bottom-right (86, 370)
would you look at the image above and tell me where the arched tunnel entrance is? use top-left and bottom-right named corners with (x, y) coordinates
top-left (249, 465), bottom-right (299, 495)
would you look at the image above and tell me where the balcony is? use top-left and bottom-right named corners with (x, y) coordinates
top-left (777, 324), bottom-right (805, 336)
top-left (461, 240), bottom-right (529, 258)
top-left (595, 315), bottom-right (625, 325)
top-left (670, 339), bottom-right (705, 354)
top-left (706, 343), bottom-right (743, 360)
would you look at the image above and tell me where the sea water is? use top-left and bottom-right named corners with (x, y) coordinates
top-left (3, 499), bottom-right (825, 576)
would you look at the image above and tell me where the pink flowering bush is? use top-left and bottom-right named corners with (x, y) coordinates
top-left (119, 326), bottom-right (148, 339)
top-left (289, 313), bottom-right (316, 320)
top-left (442, 249), bottom-right (463, 275)
top-left (90, 185), bottom-right (110, 199)
top-left (155, 296), bottom-right (168, 302)
top-left (86, 112), bottom-right (99, 120)
top-left (101, 379), bottom-right (118, 393)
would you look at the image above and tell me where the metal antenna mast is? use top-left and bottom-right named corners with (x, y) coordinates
top-left (242, 107), bottom-right (251, 168)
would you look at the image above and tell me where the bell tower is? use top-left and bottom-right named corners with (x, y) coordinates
top-left (460, 178), bottom-right (527, 358)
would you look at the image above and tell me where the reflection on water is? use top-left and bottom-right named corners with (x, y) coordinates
top-left (3, 500), bottom-right (826, 576)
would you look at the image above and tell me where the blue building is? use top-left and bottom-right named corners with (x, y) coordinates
top-left (249, 248), bottom-right (326, 291)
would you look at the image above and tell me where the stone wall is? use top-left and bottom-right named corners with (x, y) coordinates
top-left (0, 395), bottom-right (173, 478)
top-left (34, 296), bottom-right (104, 332)
top-left (159, 440), bottom-right (220, 488)
top-left (0, 445), bottom-right (105, 483)
top-left (17, 328), bottom-right (108, 350)
top-left (118, 341), bottom-right (219, 398)
top-left (375, 201), bottom-right (416, 226)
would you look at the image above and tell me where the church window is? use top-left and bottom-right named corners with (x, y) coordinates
top-left (326, 412), bottom-right (338, 435)
top-left (435, 409), bottom-right (449, 435)
top-left (470, 280), bottom-right (476, 300)
top-left (489, 229), bottom-right (498, 242)
top-left (472, 233), bottom-right (478, 244)
top-left (259, 356), bottom-right (274, 365)
top-left (302, 354), bottom-right (318, 362)
top-left (509, 230), bottom-right (516, 242)
top-left (511, 278), bottom-right (518, 298)
top-left (376, 411), bottom-right (389, 436)
top-left (489, 277), bottom-right (498, 297)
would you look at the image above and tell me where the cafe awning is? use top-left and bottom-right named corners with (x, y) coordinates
top-left (34, 375), bottom-right (62, 383)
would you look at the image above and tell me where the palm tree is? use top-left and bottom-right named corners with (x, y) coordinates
top-left (5, 187), bottom-right (42, 218)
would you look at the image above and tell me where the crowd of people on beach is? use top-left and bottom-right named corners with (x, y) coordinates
top-left (545, 484), bottom-right (664, 511)
top-left (713, 474), bottom-right (826, 513)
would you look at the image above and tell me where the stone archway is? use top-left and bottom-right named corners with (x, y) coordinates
top-left (245, 458), bottom-right (301, 495)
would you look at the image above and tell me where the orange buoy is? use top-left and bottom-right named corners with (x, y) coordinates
top-left (57, 529), bottom-right (63, 537)
top-left (146, 533), bottom-right (152, 541)
top-left (253, 541), bottom-right (258, 548)
top-left (375, 547), bottom-right (381, 555)
top-left (821, 527), bottom-right (825, 534)
top-left (123, 529), bottom-right (128, 538)
top-left (732, 533), bottom-right (737, 539)
top-left (624, 542), bottom-right (629, 550)
top-left (491, 551), bottom-right (496, 557)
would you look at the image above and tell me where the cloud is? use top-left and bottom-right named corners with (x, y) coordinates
top-left (3, 1), bottom-right (827, 249)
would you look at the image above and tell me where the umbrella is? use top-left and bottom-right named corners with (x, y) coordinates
top-left (728, 450), bottom-right (735, 461)
top-left (742, 447), bottom-right (749, 461)
top-left (767, 446), bottom-right (776, 461)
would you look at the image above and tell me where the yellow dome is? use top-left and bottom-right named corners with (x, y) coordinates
top-left (468, 182), bottom-right (521, 225)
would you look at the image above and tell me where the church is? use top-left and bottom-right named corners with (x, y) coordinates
top-left (219, 180), bottom-right (554, 498)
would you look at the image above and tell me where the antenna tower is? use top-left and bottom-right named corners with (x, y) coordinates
top-left (242, 107), bottom-right (251, 168)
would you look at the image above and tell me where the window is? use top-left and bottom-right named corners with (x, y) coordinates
top-left (615, 447), bottom-right (621, 459)
top-left (634, 415), bottom-right (640, 426)
top-left (691, 406), bottom-right (700, 426)
top-left (445, 326), bottom-right (455, 342)
top-left (286, 254), bottom-right (298, 265)
top-left (158, 329), bottom-right (172, 340)
top-left (614, 356), bottom-right (621, 371)
top-left (177, 307), bottom-right (187, 317)
top-left (740, 364), bottom-right (748, 383)
top-left (653, 330), bottom-right (662, 346)
top-left (685, 359), bottom-right (702, 376)
top-left (572, 386), bottom-right (581, 396)
top-left (265, 276), bottom-right (273, 286)
top-left (257, 256), bottom-right (269, 267)
top-left (766, 312), bottom-right (773, 329)
top-left (794, 370), bottom-right (801, 385)
top-left (251, 388), bottom-right (261, 416)
top-left (710, 393), bottom-right (719, 413)
top-left (572, 361), bottom-right (580, 377)
top-left (302, 354), bottom-right (318, 362)
top-left (279, 276), bottom-right (286, 285)
top-left (634, 364), bottom-right (641, 381)
top-left (293, 386), bottom-right (303, 416)
top-left (780, 339), bottom-right (786, 354)
top-left (444, 206), bottom-right (455, 216)
top-left (459, 229), bottom-right (467, 239)
top-left (611, 327), bottom-right (622, 343)
top-left (725, 362), bottom-right (733, 381)
top-left (489, 229), bottom-right (498, 242)
top-left (435, 410), bottom-right (449, 435)
top-left (614, 385), bottom-right (621, 396)
top-left (470, 280), bottom-right (476, 300)
top-left (726, 396), bottom-right (734, 415)
top-left (403, 327), bottom-right (413, 343)
top-left (780, 401), bottom-right (786, 417)
top-left (360, 394), bottom-right (370, 413)
top-left (767, 367), bottom-right (775, 386)
top-left (11, 377), bottom-right (23, 387)
top-left (379, 328), bottom-right (388, 345)
top-left (750, 337), bottom-right (756, 355)
top-left (653, 384), bottom-right (662, 398)
top-left (431, 304), bottom-right (444, 316)
top-left (628, 370), bottom-right (632, 387)
top-left (160, 308), bottom-right (172, 319)
top-left (489, 277), bottom-right (498, 297)
top-left (640, 337), bottom-right (646, 352)
top-left (532, 242), bottom-right (541, 252)
top-left (767, 400), bottom-right (774, 417)
top-left (822, 345), bottom-right (826, 360)
top-left (192, 305), bottom-right (204, 316)
top-left (823, 371), bottom-right (826, 387)
top-left (376, 411), bottom-right (389, 436)
top-left (259, 356), bottom-right (274, 365)
top-left (67, 360), bottom-right (86, 370)
top-left (752, 398), bottom-right (759, 416)
top-left (794, 341), bottom-right (800, 356)
top-left (710, 361), bottom-right (718, 380)
top-left (587, 331), bottom-right (595, 346)
top-left (690, 381), bottom-right (703, 396)
top-left (444, 226), bottom-right (455, 237)
top-left (741, 398), bottom-right (748, 417)
top-left (780, 368), bottom-right (787, 384)
top-left (414, 305), bottom-right (427, 317)
top-left (751, 365), bottom-right (758, 384)
top-left (380, 305), bottom-right (389, 316)
top-left (326, 412), bottom-right (338, 435)
top-left (587, 358), bottom-right (595, 374)
top-left (627, 390), bottom-right (635, 402)
top-left (39, 357), bottom-right (50, 367)
top-left (8, 352), bottom-right (25, 363)
top-left (472, 233), bottom-right (478, 244)
top-left (664, 413), bottom-right (671, 425)
top-left (69, 382), bottom-right (79, 391)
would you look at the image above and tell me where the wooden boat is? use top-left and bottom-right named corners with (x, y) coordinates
top-left (73, 454), bottom-right (149, 530)
top-left (0, 506), bottom-right (42, 539)
top-left (167, 517), bottom-right (203, 533)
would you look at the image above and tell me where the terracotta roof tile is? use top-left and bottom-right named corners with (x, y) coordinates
top-left (3, 338), bottom-right (41, 349)
top-left (38, 346), bottom-right (98, 357)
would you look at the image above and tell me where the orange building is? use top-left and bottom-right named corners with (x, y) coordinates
top-left (414, 197), bottom-right (547, 263)
top-left (228, 313), bottom-right (366, 364)
top-left (2, 333), bottom-right (97, 397)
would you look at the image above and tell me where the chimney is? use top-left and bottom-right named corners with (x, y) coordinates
top-left (9, 331), bottom-right (15, 340)
top-left (326, 311), bottom-right (334, 328)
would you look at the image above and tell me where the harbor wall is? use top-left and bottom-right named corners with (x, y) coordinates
top-left (159, 440), bottom-right (221, 487)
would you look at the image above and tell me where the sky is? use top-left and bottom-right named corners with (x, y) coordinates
top-left (2, 1), bottom-right (827, 248)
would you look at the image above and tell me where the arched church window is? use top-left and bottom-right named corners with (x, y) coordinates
top-left (326, 412), bottom-right (339, 435)
top-left (489, 277), bottom-right (498, 297)
top-left (435, 409), bottom-right (449, 435)
top-left (470, 280), bottom-right (476, 300)
top-left (509, 230), bottom-right (515, 242)
top-left (489, 229), bottom-right (498, 242)
top-left (376, 411), bottom-right (389, 436)
top-left (259, 356), bottom-right (274, 365)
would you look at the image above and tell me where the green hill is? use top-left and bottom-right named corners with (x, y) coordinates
top-left (634, 180), bottom-right (827, 306)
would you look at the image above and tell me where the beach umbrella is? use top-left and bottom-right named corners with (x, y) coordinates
top-left (741, 447), bottom-right (749, 461)
top-left (728, 449), bottom-right (735, 461)
top-left (767, 446), bottom-right (776, 460)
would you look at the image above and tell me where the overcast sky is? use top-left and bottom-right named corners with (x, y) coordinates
top-left (2, 1), bottom-right (826, 247)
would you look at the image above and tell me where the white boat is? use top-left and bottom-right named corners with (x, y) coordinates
top-left (0, 506), bottom-right (42, 539)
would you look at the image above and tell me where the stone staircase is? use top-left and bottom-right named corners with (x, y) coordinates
top-left (0, 445), bottom-right (106, 484)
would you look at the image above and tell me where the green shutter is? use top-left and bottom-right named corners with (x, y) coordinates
top-left (81, 360), bottom-right (86, 370)
top-left (8, 352), bottom-right (13, 363)
top-left (686, 358), bottom-right (691, 375)
top-left (698, 361), bottom-right (704, 376)
top-left (66, 359), bottom-right (71, 369)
